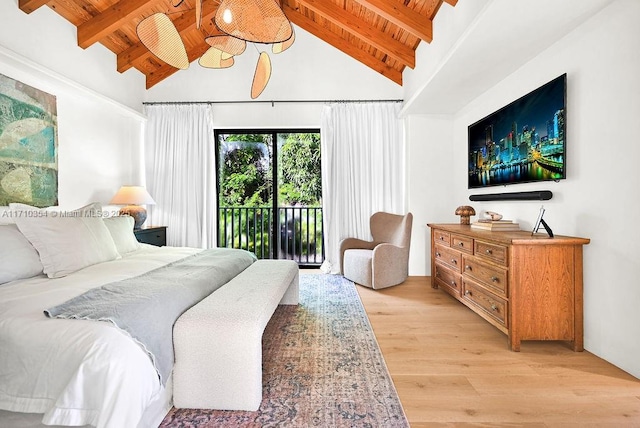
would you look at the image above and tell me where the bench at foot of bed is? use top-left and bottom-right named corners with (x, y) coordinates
top-left (172, 259), bottom-right (299, 411)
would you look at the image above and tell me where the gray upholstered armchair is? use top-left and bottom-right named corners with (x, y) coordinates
top-left (339, 211), bottom-right (413, 289)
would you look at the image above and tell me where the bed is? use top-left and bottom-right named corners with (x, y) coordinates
top-left (0, 203), bottom-right (263, 427)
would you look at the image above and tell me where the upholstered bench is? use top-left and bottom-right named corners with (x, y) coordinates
top-left (172, 259), bottom-right (299, 411)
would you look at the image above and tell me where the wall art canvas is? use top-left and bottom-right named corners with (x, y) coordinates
top-left (0, 73), bottom-right (58, 207)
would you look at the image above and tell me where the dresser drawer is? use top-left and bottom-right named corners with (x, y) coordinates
top-left (474, 240), bottom-right (508, 266)
top-left (463, 279), bottom-right (508, 328)
top-left (434, 243), bottom-right (462, 272)
top-left (434, 230), bottom-right (451, 246)
top-left (434, 264), bottom-right (462, 298)
top-left (462, 255), bottom-right (508, 297)
top-left (451, 234), bottom-right (473, 254)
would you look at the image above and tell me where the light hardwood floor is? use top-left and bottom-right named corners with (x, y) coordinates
top-left (353, 276), bottom-right (640, 427)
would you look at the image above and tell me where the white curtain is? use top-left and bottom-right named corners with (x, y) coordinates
top-left (144, 104), bottom-right (216, 248)
top-left (320, 102), bottom-right (405, 274)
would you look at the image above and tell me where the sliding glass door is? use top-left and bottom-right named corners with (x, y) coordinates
top-left (215, 129), bottom-right (323, 267)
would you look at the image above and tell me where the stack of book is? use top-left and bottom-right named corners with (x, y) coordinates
top-left (470, 219), bottom-right (521, 231)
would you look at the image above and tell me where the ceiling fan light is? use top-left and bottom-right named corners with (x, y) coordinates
top-left (215, 0), bottom-right (292, 44)
top-left (223, 8), bottom-right (233, 24)
top-left (137, 13), bottom-right (189, 70)
top-left (199, 47), bottom-right (235, 69)
top-left (205, 35), bottom-right (246, 56)
top-left (251, 51), bottom-right (272, 99)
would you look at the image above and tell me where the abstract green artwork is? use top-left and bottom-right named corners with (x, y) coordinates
top-left (0, 73), bottom-right (58, 207)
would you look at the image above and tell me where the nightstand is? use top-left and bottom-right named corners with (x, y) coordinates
top-left (134, 226), bottom-right (167, 246)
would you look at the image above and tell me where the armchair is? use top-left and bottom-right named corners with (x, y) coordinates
top-left (339, 211), bottom-right (413, 289)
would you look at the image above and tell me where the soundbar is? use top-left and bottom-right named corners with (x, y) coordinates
top-left (469, 190), bottom-right (553, 201)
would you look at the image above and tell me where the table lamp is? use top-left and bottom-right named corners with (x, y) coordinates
top-left (110, 185), bottom-right (156, 229)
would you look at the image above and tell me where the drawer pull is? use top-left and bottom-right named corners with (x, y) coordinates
top-left (491, 304), bottom-right (498, 312)
top-left (465, 265), bottom-right (472, 271)
top-left (450, 281), bottom-right (457, 288)
top-left (491, 276), bottom-right (499, 282)
top-left (458, 242), bottom-right (464, 247)
top-left (451, 259), bottom-right (457, 265)
top-left (435, 252), bottom-right (441, 257)
top-left (464, 290), bottom-right (472, 296)
top-left (439, 236), bottom-right (445, 240)
top-left (485, 249), bottom-right (493, 255)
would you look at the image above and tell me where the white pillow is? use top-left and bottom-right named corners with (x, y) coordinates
top-left (10, 202), bottom-right (121, 278)
top-left (0, 224), bottom-right (44, 284)
top-left (103, 215), bottom-right (140, 255)
top-left (0, 206), bottom-right (15, 225)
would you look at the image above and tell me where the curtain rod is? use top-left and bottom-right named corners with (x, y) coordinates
top-left (142, 99), bottom-right (403, 106)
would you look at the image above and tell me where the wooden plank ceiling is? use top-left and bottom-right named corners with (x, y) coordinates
top-left (18, 0), bottom-right (457, 89)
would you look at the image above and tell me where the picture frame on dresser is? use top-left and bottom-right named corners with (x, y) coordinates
top-left (532, 206), bottom-right (553, 237)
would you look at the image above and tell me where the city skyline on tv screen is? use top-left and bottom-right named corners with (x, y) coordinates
top-left (468, 74), bottom-right (566, 189)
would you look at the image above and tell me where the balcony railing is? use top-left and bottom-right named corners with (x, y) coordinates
top-left (218, 206), bottom-right (324, 267)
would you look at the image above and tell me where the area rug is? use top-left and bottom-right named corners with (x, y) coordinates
top-left (160, 274), bottom-right (409, 427)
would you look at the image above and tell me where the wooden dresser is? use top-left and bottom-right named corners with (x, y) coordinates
top-left (427, 223), bottom-right (590, 351)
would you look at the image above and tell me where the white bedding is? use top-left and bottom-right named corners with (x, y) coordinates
top-left (0, 244), bottom-right (203, 428)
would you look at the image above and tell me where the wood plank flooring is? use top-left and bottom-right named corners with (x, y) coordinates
top-left (352, 275), bottom-right (640, 427)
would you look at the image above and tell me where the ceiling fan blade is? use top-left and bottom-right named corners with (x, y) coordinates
top-left (251, 51), bottom-right (272, 99)
top-left (199, 47), bottom-right (234, 69)
top-left (137, 13), bottom-right (189, 70)
top-left (272, 26), bottom-right (295, 54)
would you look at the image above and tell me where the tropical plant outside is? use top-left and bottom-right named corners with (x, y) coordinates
top-left (217, 131), bottom-right (323, 264)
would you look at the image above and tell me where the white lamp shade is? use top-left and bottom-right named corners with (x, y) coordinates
top-left (110, 186), bottom-right (156, 206)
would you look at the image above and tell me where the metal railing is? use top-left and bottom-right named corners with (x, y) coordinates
top-left (218, 206), bottom-right (324, 267)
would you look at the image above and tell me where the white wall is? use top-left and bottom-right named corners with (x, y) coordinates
top-left (144, 24), bottom-right (403, 129)
top-left (406, 115), bottom-right (454, 275)
top-left (403, 0), bottom-right (615, 115)
top-left (0, 1), bottom-right (145, 111)
top-left (144, 24), bottom-right (402, 104)
top-left (402, 0), bottom-right (490, 106)
top-left (406, 0), bottom-right (640, 378)
top-left (0, 2), bottom-right (146, 209)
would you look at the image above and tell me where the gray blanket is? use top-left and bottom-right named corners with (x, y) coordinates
top-left (44, 248), bottom-right (257, 385)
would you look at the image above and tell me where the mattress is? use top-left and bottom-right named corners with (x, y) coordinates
top-left (0, 244), bottom-right (203, 428)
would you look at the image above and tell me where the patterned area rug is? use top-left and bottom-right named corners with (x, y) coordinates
top-left (160, 274), bottom-right (408, 427)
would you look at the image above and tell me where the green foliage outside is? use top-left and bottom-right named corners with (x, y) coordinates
top-left (278, 133), bottom-right (322, 206)
top-left (217, 132), bottom-right (323, 263)
top-left (218, 133), bottom-right (272, 207)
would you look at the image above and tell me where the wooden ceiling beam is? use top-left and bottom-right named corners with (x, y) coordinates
top-left (18, 0), bottom-right (50, 14)
top-left (293, 0), bottom-right (415, 69)
top-left (145, 43), bottom-right (210, 89)
top-left (77, 0), bottom-right (162, 49)
top-left (118, 43), bottom-right (151, 74)
top-left (118, 1), bottom-right (221, 73)
top-left (353, 0), bottom-right (433, 43)
top-left (283, 5), bottom-right (402, 85)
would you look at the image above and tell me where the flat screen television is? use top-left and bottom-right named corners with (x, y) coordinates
top-left (468, 74), bottom-right (566, 189)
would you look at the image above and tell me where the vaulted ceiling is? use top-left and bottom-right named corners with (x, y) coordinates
top-left (18, 0), bottom-right (457, 89)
